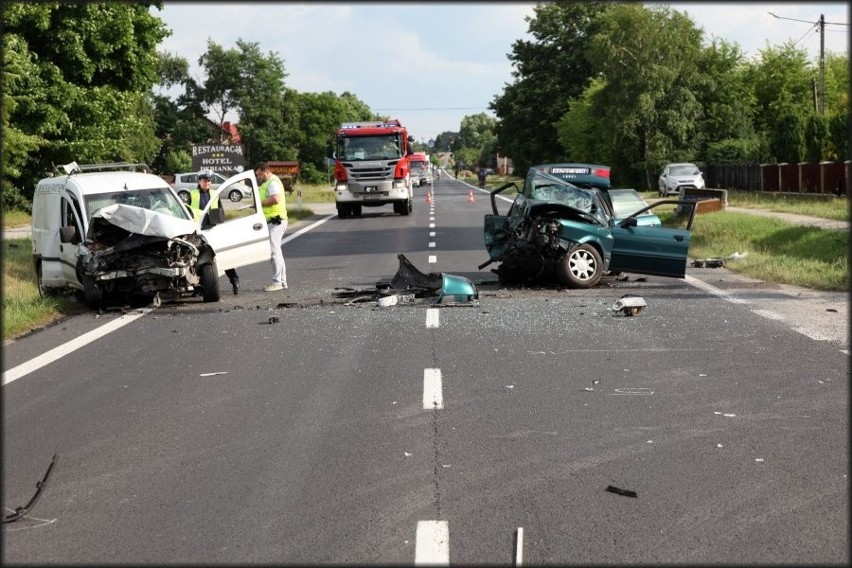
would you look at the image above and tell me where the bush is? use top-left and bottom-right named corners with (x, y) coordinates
top-left (1, 182), bottom-right (32, 212)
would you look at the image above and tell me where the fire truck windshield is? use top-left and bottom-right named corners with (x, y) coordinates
top-left (338, 135), bottom-right (402, 161)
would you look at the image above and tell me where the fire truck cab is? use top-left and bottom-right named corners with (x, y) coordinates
top-left (329, 119), bottom-right (415, 218)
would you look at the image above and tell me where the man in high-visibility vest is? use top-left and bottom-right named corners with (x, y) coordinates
top-left (254, 162), bottom-right (289, 292)
top-left (188, 172), bottom-right (240, 294)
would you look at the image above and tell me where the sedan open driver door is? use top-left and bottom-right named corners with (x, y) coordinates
top-left (198, 170), bottom-right (270, 275)
top-left (607, 201), bottom-right (696, 278)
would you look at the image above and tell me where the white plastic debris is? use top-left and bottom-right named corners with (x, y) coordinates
top-left (611, 295), bottom-right (647, 316)
top-left (377, 295), bottom-right (399, 307)
top-left (404, 451), bottom-right (412, 457)
top-left (199, 372), bottom-right (228, 377)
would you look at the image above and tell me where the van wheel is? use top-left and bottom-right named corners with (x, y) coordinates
top-left (399, 199), bottom-right (411, 216)
top-left (200, 261), bottom-right (221, 302)
top-left (557, 244), bottom-right (603, 288)
top-left (82, 274), bottom-right (103, 309)
top-left (35, 261), bottom-right (53, 298)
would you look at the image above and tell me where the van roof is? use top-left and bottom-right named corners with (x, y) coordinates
top-left (36, 171), bottom-right (171, 196)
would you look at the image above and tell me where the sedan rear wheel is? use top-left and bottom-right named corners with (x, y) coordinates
top-left (557, 244), bottom-right (603, 288)
top-left (228, 189), bottom-right (243, 202)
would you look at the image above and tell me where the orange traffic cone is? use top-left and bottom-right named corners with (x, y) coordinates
top-left (426, 191), bottom-right (433, 204)
top-left (467, 190), bottom-right (474, 203)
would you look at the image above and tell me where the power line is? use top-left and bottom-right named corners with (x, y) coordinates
top-left (371, 107), bottom-right (491, 111)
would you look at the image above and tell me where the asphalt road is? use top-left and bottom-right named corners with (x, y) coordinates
top-left (3, 174), bottom-right (848, 565)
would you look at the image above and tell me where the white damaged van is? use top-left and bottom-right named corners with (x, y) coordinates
top-left (32, 162), bottom-right (269, 308)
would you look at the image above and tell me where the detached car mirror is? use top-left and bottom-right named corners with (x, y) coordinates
top-left (618, 216), bottom-right (639, 228)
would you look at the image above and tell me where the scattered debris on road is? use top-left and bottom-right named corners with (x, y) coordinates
top-left (334, 254), bottom-right (479, 307)
top-left (605, 484), bottom-right (638, 498)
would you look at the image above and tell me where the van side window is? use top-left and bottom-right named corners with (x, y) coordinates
top-left (61, 198), bottom-right (82, 244)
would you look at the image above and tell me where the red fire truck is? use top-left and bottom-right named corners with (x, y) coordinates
top-left (329, 119), bottom-right (415, 218)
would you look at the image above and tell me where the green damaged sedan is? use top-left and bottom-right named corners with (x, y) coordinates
top-left (480, 163), bottom-right (697, 287)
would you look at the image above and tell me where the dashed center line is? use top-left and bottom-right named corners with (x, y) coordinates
top-left (415, 520), bottom-right (449, 565)
top-left (423, 368), bottom-right (443, 409)
top-left (426, 308), bottom-right (440, 328)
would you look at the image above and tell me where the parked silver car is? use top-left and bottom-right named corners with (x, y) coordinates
top-left (658, 163), bottom-right (705, 197)
top-left (172, 171), bottom-right (252, 203)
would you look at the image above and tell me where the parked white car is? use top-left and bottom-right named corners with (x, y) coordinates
top-left (173, 170), bottom-right (252, 203)
top-left (32, 162), bottom-right (269, 308)
top-left (658, 163), bottom-right (705, 197)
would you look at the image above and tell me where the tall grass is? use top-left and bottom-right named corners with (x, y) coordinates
top-left (690, 211), bottom-right (848, 291)
top-left (3, 239), bottom-right (86, 341)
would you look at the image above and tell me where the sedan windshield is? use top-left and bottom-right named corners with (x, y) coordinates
top-left (670, 164), bottom-right (699, 176)
top-left (338, 135), bottom-right (402, 160)
top-left (85, 188), bottom-right (189, 221)
top-left (527, 172), bottom-right (596, 213)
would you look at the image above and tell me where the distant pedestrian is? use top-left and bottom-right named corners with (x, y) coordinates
top-left (478, 168), bottom-right (487, 189)
top-left (188, 172), bottom-right (240, 294)
top-left (254, 162), bottom-right (289, 291)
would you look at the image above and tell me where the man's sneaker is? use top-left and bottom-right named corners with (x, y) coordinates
top-left (264, 282), bottom-right (284, 292)
top-left (231, 280), bottom-right (240, 295)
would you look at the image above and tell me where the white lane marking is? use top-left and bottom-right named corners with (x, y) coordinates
top-left (429, 231), bottom-right (436, 237)
top-left (423, 368), bottom-right (443, 409)
top-left (428, 255), bottom-right (437, 263)
top-left (282, 214), bottom-right (334, 244)
top-left (429, 223), bottom-right (436, 228)
top-left (841, 350), bottom-right (849, 355)
top-left (5, 217), bottom-right (334, 386)
top-left (686, 275), bottom-right (843, 342)
top-left (515, 527), bottom-right (524, 566)
top-left (429, 242), bottom-right (436, 248)
top-left (3, 309), bottom-right (152, 386)
top-left (429, 217), bottom-right (435, 221)
top-left (415, 520), bottom-right (449, 565)
top-left (752, 309), bottom-right (784, 320)
top-left (426, 308), bottom-right (440, 328)
top-left (684, 275), bottom-right (748, 304)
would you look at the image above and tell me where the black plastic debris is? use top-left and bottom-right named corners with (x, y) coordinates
top-left (268, 316), bottom-right (280, 324)
top-left (3, 454), bottom-right (58, 523)
top-left (605, 484), bottom-right (638, 498)
top-left (692, 258), bottom-right (726, 268)
top-left (335, 254), bottom-right (479, 306)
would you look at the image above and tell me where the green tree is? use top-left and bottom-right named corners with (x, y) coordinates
top-left (490, 1), bottom-right (611, 174)
top-left (745, 42), bottom-right (813, 161)
top-left (586, 4), bottom-right (705, 188)
top-left (292, 90), bottom-right (373, 183)
top-left (694, 39), bottom-right (765, 163)
top-left (555, 76), bottom-right (611, 165)
top-left (1, 2), bottom-right (169, 202)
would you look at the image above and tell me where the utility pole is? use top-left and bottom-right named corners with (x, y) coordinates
top-left (818, 14), bottom-right (825, 114)
top-left (768, 11), bottom-right (848, 115)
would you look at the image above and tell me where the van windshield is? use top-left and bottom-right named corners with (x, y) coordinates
top-left (85, 188), bottom-right (188, 221)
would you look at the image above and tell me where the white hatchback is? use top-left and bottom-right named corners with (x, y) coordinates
top-left (658, 163), bottom-right (705, 197)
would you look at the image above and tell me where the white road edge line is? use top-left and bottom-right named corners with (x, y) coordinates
top-left (283, 214), bottom-right (335, 244)
top-left (4, 216), bottom-right (336, 386)
top-left (3, 309), bottom-right (152, 386)
top-left (685, 274), bottom-right (841, 341)
top-left (423, 368), bottom-right (443, 409)
top-left (426, 308), bottom-right (440, 328)
top-left (415, 520), bottom-right (449, 565)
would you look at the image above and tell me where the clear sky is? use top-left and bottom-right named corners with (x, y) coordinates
top-left (152, 2), bottom-right (849, 144)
